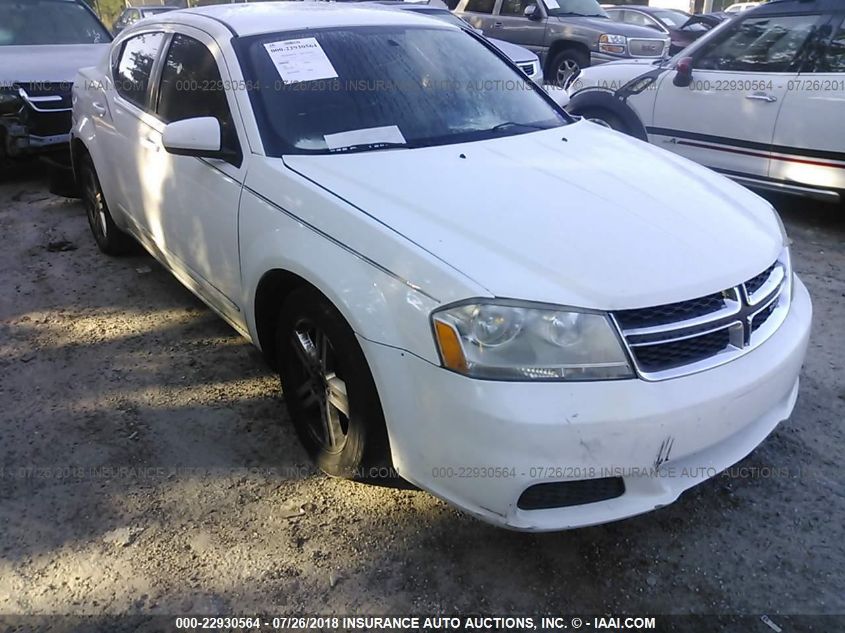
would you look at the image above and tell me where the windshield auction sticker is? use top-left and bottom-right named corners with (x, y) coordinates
top-left (263, 38), bottom-right (338, 84)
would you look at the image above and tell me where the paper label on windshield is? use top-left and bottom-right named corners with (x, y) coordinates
top-left (263, 38), bottom-right (338, 85)
top-left (324, 126), bottom-right (406, 150)
top-left (544, 0), bottom-right (560, 8)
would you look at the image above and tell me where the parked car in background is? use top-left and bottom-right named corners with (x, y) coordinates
top-left (73, 2), bottom-right (810, 531)
top-left (725, 2), bottom-right (762, 13)
top-left (454, 0), bottom-right (669, 84)
top-left (113, 6), bottom-right (179, 36)
top-left (605, 5), bottom-right (717, 54)
top-left (567, 0), bottom-right (845, 204)
top-left (0, 0), bottom-right (110, 186)
top-left (372, 1), bottom-right (543, 82)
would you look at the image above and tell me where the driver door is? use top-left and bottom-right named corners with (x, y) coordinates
top-left (490, 0), bottom-right (547, 54)
top-left (650, 12), bottom-right (826, 179)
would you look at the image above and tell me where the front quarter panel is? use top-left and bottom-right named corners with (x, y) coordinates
top-left (240, 157), bottom-right (489, 366)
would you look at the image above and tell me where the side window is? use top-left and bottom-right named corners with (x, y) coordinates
top-left (156, 34), bottom-right (241, 162)
top-left (817, 20), bottom-right (845, 72)
top-left (500, 0), bottom-right (532, 17)
top-left (607, 11), bottom-right (625, 23)
top-left (114, 32), bottom-right (164, 108)
top-left (465, 0), bottom-right (495, 14)
top-left (696, 15), bottom-right (820, 73)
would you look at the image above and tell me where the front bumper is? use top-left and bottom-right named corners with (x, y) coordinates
top-left (362, 276), bottom-right (812, 531)
top-left (590, 52), bottom-right (664, 65)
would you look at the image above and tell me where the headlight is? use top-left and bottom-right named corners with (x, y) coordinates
top-left (599, 34), bottom-right (627, 55)
top-left (0, 89), bottom-right (22, 116)
top-left (432, 301), bottom-right (634, 381)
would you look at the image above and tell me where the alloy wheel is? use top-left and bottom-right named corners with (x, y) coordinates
top-left (289, 320), bottom-right (350, 454)
top-left (556, 59), bottom-right (581, 86)
top-left (83, 167), bottom-right (108, 240)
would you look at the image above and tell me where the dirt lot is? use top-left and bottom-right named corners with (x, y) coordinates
top-left (0, 163), bottom-right (843, 631)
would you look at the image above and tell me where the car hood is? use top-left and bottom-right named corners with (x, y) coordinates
top-left (282, 122), bottom-right (782, 310)
top-left (569, 58), bottom-right (664, 94)
top-left (488, 37), bottom-right (535, 64)
top-left (551, 15), bottom-right (665, 39)
top-left (0, 44), bottom-right (109, 84)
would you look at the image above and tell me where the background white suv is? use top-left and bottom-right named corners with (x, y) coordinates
top-left (567, 0), bottom-right (845, 204)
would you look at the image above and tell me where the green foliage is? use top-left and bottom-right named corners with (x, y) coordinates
top-left (84, 0), bottom-right (127, 28)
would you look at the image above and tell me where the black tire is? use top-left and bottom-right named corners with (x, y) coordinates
top-left (276, 287), bottom-right (390, 479)
top-left (79, 153), bottom-right (136, 256)
top-left (548, 47), bottom-right (590, 86)
top-left (576, 108), bottom-right (630, 135)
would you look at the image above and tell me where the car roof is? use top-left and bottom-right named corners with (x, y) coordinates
top-left (153, 2), bottom-right (457, 37)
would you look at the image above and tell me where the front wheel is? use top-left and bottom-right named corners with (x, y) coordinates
top-left (276, 287), bottom-right (390, 479)
top-left (548, 48), bottom-right (589, 87)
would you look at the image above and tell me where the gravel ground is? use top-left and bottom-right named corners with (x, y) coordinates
top-left (0, 163), bottom-right (842, 631)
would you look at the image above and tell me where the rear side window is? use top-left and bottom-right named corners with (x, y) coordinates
top-left (696, 15), bottom-right (819, 73)
top-left (156, 34), bottom-right (241, 163)
top-left (114, 32), bottom-right (164, 108)
top-left (465, 0), bottom-right (495, 14)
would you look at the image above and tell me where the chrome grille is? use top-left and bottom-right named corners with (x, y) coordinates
top-left (613, 251), bottom-right (791, 381)
top-left (18, 83), bottom-right (73, 112)
top-left (628, 38), bottom-right (668, 58)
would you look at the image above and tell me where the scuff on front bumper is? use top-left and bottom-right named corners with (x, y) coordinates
top-left (360, 277), bottom-right (812, 531)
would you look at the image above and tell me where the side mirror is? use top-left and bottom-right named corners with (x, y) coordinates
top-left (523, 4), bottom-right (541, 20)
top-left (162, 117), bottom-right (228, 160)
top-left (544, 84), bottom-right (570, 109)
top-left (673, 56), bottom-right (694, 87)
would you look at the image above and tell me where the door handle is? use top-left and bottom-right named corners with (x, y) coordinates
top-left (745, 93), bottom-right (777, 103)
top-left (493, 21), bottom-right (503, 27)
top-left (91, 102), bottom-right (107, 117)
top-left (140, 135), bottom-right (159, 152)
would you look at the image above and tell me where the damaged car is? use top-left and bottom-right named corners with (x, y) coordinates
top-left (72, 3), bottom-right (811, 531)
top-left (0, 0), bottom-right (110, 188)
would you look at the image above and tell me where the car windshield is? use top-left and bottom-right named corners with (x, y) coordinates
top-left (236, 25), bottom-right (568, 156)
top-left (652, 10), bottom-right (690, 29)
top-left (140, 8), bottom-right (175, 17)
top-left (406, 8), bottom-right (471, 29)
top-left (0, 0), bottom-right (111, 46)
top-left (542, 0), bottom-right (608, 19)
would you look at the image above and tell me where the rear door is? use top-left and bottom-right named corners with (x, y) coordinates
top-left (770, 13), bottom-right (845, 194)
top-left (457, 0), bottom-right (501, 35)
top-left (100, 30), bottom-right (167, 224)
top-left (650, 11), bottom-right (824, 179)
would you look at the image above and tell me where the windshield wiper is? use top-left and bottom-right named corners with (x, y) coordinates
top-left (328, 141), bottom-right (411, 154)
top-left (487, 121), bottom-right (548, 134)
top-left (552, 11), bottom-right (607, 17)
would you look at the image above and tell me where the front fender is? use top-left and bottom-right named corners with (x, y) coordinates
top-left (567, 89), bottom-right (648, 141)
top-left (238, 188), bottom-right (450, 367)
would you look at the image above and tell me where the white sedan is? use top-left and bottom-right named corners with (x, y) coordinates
top-left (566, 0), bottom-right (845, 204)
top-left (71, 2), bottom-right (811, 531)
